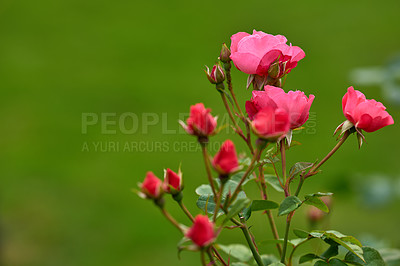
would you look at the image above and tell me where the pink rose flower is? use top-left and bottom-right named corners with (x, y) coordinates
top-left (186, 215), bottom-right (215, 247)
top-left (246, 85), bottom-right (314, 129)
top-left (212, 140), bottom-right (239, 176)
top-left (251, 106), bottom-right (290, 141)
top-left (180, 103), bottom-right (217, 137)
top-left (163, 168), bottom-right (182, 193)
top-left (230, 30), bottom-right (305, 77)
top-left (141, 171), bottom-right (163, 198)
top-left (342, 87), bottom-right (394, 132)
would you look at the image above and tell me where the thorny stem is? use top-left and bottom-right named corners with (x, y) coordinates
top-left (281, 213), bottom-right (293, 264)
top-left (201, 143), bottom-right (217, 197)
top-left (213, 181), bottom-right (225, 222)
top-left (178, 201), bottom-right (194, 222)
top-left (306, 131), bottom-right (350, 178)
top-left (160, 208), bottom-right (183, 233)
top-left (223, 61), bottom-right (244, 118)
top-left (280, 139), bottom-right (289, 196)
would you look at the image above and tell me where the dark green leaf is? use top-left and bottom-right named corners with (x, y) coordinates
top-left (251, 200), bottom-right (279, 211)
top-left (242, 204), bottom-right (252, 221)
top-left (304, 195), bottom-right (329, 213)
top-left (328, 258), bottom-right (348, 266)
top-left (344, 247), bottom-right (385, 266)
top-left (289, 162), bottom-right (313, 178)
top-left (299, 253), bottom-right (321, 264)
top-left (196, 195), bottom-right (224, 215)
top-left (293, 229), bottom-right (310, 238)
top-left (289, 238), bottom-right (308, 246)
top-left (223, 198), bottom-right (250, 223)
top-left (314, 260), bottom-right (329, 265)
top-left (321, 244), bottom-right (339, 260)
top-left (269, 262), bottom-right (285, 266)
top-left (218, 244), bottom-right (253, 262)
top-left (278, 196), bottom-right (302, 216)
top-left (265, 175), bottom-right (284, 192)
top-left (306, 192), bottom-right (333, 197)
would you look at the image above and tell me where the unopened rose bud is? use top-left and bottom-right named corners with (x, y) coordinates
top-left (219, 43), bottom-right (231, 63)
top-left (268, 61), bottom-right (281, 79)
top-left (140, 171), bottom-right (163, 199)
top-left (186, 215), bottom-right (216, 247)
top-left (212, 140), bottom-right (240, 178)
top-left (205, 64), bottom-right (225, 84)
top-left (163, 168), bottom-right (183, 195)
top-left (179, 103), bottom-right (217, 138)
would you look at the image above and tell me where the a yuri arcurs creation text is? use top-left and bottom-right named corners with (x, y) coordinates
top-left (136, 30), bottom-right (394, 266)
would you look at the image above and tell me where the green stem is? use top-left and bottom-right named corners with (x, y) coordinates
top-left (224, 61), bottom-right (244, 118)
top-left (178, 201), bottom-right (194, 222)
top-left (307, 131), bottom-right (350, 178)
top-left (220, 92), bottom-right (242, 135)
top-left (241, 221), bottom-right (264, 266)
top-left (229, 148), bottom-right (260, 205)
top-left (280, 215), bottom-right (292, 263)
top-left (213, 181), bottom-right (225, 222)
top-left (201, 143), bottom-right (217, 197)
top-left (201, 250), bottom-right (207, 266)
top-left (280, 139), bottom-right (289, 196)
top-left (160, 207), bottom-right (183, 233)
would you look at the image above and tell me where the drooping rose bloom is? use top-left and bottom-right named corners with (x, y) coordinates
top-left (342, 87), bottom-right (394, 132)
top-left (246, 85), bottom-right (314, 129)
top-left (186, 215), bottom-right (215, 247)
top-left (140, 171), bottom-right (163, 198)
top-left (163, 168), bottom-right (182, 193)
top-left (230, 30), bottom-right (305, 77)
top-left (212, 140), bottom-right (239, 176)
top-left (180, 103), bottom-right (217, 137)
top-left (251, 106), bottom-right (290, 141)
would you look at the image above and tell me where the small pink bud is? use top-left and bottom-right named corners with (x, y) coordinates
top-left (219, 43), bottom-right (231, 63)
top-left (140, 172), bottom-right (163, 198)
top-left (212, 140), bottom-right (239, 176)
top-left (180, 103), bottom-right (217, 137)
top-left (186, 215), bottom-right (216, 247)
top-left (205, 64), bottom-right (225, 84)
top-left (163, 168), bottom-right (182, 194)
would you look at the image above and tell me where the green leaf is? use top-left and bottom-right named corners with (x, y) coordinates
top-left (278, 196), bottom-right (302, 216)
top-left (265, 175), bottom-right (284, 192)
top-left (321, 244), bottom-right (339, 260)
top-left (196, 195), bottom-right (224, 215)
top-left (293, 229), bottom-right (310, 238)
top-left (242, 204), bottom-right (252, 221)
top-left (314, 261), bottom-right (329, 266)
top-left (289, 238), bottom-right (308, 246)
top-left (260, 254), bottom-right (279, 265)
top-left (268, 262), bottom-right (285, 266)
top-left (304, 195), bottom-right (329, 213)
top-left (324, 234), bottom-right (364, 262)
top-left (231, 171), bottom-right (254, 186)
top-left (195, 184), bottom-right (213, 196)
top-left (306, 192), bottom-right (333, 197)
top-left (328, 258), bottom-right (348, 266)
top-left (251, 199), bottom-right (279, 211)
top-left (231, 263), bottom-right (249, 266)
top-left (223, 198), bottom-right (250, 224)
top-left (344, 247), bottom-right (385, 266)
top-left (289, 162), bottom-right (313, 178)
top-left (218, 244), bottom-right (253, 262)
top-left (299, 253), bottom-right (321, 264)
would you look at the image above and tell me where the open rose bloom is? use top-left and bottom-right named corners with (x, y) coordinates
top-left (230, 30), bottom-right (305, 77)
top-left (342, 87), bottom-right (394, 132)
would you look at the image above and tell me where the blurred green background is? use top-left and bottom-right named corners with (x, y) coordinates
top-left (1, 0), bottom-right (399, 265)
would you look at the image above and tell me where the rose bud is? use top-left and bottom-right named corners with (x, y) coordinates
top-left (219, 43), bottom-right (231, 63)
top-left (205, 64), bottom-right (225, 84)
top-left (307, 196), bottom-right (331, 223)
top-left (251, 106), bottom-right (290, 141)
top-left (180, 103), bottom-right (217, 138)
top-left (140, 171), bottom-right (163, 199)
top-left (342, 86), bottom-right (394, 132)
top-left (230, 30), bottom-right (305, 78)
top-left (163, 168), bottom-right (182, 194)
top-left (212, 140), bottom-right (240, 177)
top-left (245, 85), bottom-right (314, 130)
top-left (186, 215), bottom-right (216, 247)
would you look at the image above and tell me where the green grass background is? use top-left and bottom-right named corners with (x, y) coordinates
top-left (1, 0), bottom-right (399, 265)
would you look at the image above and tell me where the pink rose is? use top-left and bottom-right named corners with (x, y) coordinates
top-left (246, 85), bottom-right (314, 129)
top-left (251, 106), bottom-right (290, 141)
top-left (140, 171), bottom-right (163, 198)
top-left (230, 30), bottom-right (305, 77)
top-left (180, 103), bottom-right (217, 137)
top-left (212, 140), bottom-right (239, 176)
top-left (163, 168), bottom-right (182, 193)
top-left (186, 215), bottom-right (215, 247)
top-left (342, 87), bottom-right (394, 132)
top-left (205, 64), bottom-right (225, 84)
